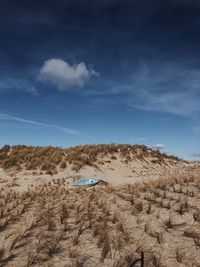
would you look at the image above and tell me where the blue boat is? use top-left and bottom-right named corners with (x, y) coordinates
top-left (73, 178), bottom-right (99, 187)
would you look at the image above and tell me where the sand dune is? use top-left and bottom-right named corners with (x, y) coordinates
top-left (0, 144), bottom-right (200, 267)
top-left (0, 144), bottom-right (191, 190)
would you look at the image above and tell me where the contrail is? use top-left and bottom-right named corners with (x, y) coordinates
top-left (0, 112), bottom-right (80, 135)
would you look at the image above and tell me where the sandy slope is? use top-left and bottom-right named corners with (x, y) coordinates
top-left (0, 162), bottom-right (200, 266)
top-left (0, 153), bottom-right (191, 192)
top-left (1, 147), bottom-right (200, 267)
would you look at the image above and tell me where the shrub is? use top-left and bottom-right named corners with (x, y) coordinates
top-left (60, 161), bottom-right (67, 169)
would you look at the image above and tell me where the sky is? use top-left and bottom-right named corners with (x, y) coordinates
top-left (0, 0), bottom-right (200, 159)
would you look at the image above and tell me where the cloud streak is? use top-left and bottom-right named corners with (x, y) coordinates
top-left (0, 113), bottom-right (80, 135)
top-left (105, 61), bottom-right (200, 118)
top-left (0, 77), bottom-right (39, 96)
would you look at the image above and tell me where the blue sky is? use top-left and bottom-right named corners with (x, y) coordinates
top-left (0, 0), bottom-right (200, 159)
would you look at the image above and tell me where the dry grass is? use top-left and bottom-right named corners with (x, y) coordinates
top-left (0, 144), bottom-right (185, 173)
top-left (0, 145), bottom-right (199, 266)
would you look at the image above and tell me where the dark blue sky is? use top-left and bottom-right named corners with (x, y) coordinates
top-left (0, 0), bottom-right (200, 159)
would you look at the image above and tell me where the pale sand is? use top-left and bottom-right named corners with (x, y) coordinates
top-left (0, 154), bottom-right (192, 192)
top-left (0, 154), bottom-right (200, 267)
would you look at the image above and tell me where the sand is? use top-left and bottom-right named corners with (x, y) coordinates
top-left (0, 153), bottom-right (192, 192)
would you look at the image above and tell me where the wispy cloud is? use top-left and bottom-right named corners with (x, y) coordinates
top-left (135, 137), bottom-right (147, 143)
top-left (95, 61), bottom-right (200, 118)
top-left (38, 58), bottom-right (98, 90)
top-left (191, 152), bottom-right (200, 159)
top-left (0, 113), bottom-right (80, 135)
top-left (26, 86), bottom-right (39, 96)
top-left (152, 143), bottom-right (166, 151)
top-left (127, 62), bottom-right (200, 118)
top-left (0, 77), bottom-right (39, 96)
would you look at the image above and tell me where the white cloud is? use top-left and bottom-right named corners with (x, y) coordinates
top-left (0, 113), bottom-right (80, 135)
top-left (152, 143), bottom-right (166, 150)
top-left (38, 58), bottom-right (98, 90)
top-left (191, 153), bottom-right (200, 159)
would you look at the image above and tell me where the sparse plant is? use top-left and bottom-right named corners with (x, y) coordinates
top-left (175, 248), bottom-right (184, 263)
top-left (60, 160), bottom-right (67, 169)
top-left (72, 232), bottom-right (80, 246)
top-left (193, 210), bottom-right (200, 222)
top-left (151, 230), bottom-right (165, 244)
top-left (183, 227), bottom-right (200, 239)
top-left (112, 212), bottom-right (119, 224)
top-left (59, 203), bottom-right (69, 224)
top-left (131, 200), bottom-right (143, 215)
top-left (176, 200), bottom-right (189, 215)
top-left (100, 237), bottom-right (111, 262)
top-left (46, 232), bottom-right (63, 257)
top-left (152, 251), bottom-right (163, 267)
top-left (0, 247), bottom-right (5, 262)
top-left (162, 216), bottom-right (174, 230)
top-left (26, 249), bottom-right (40, 266)
top-left (10, 232), bottom-right (24, 250)
top-left (146, 202), bottom-right (153, 214)
top-left (69, 248), bottom-right (88, 267)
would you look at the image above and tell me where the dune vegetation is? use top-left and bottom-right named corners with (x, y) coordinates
top-left (0, 144), bottom-right (182, 174)
top-left (0, 164), bottom-right (200, 266)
